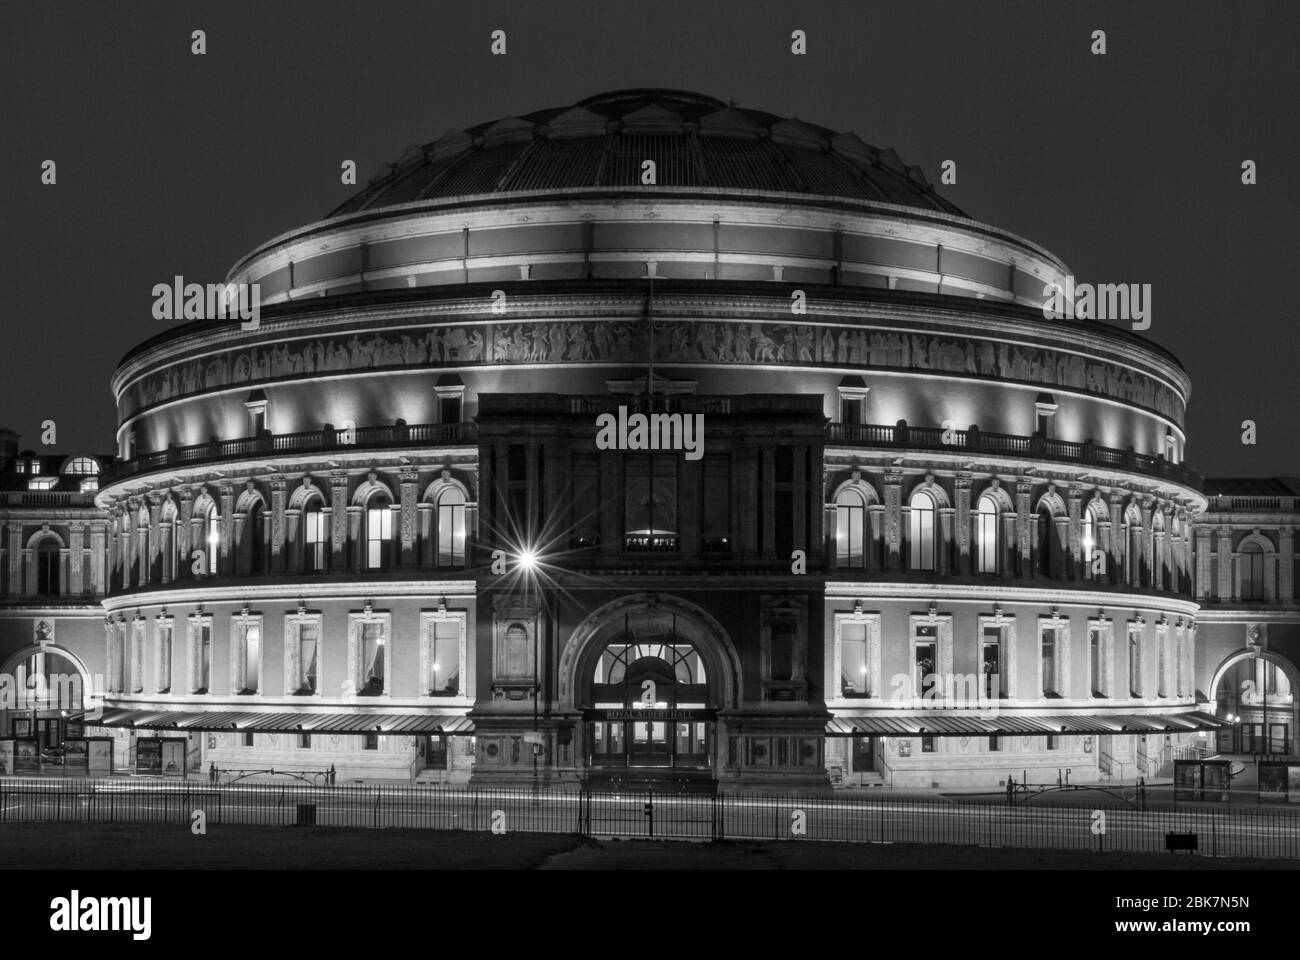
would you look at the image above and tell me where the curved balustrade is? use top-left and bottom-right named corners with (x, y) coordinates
top-left (101, 421), bottom-right (477, 486)
top-left (828, 422), bottom-right (1202, 490)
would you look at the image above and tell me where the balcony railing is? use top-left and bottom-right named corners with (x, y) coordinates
top-left (827, 422), bottom-right (1203, 491)
top-left (101, 421), bottom-right (477, 486)
top-left (0, 491), bottom-right (98, 507)
top-left (1207, 495), bottom-right (1299, 512)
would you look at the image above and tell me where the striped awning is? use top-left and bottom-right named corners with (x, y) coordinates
top-left (825, 711), bottom-right (1227, 737)
top-left (89, 707), bottom-right (473, 735)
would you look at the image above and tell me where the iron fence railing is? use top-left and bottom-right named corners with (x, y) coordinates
top-left (4, 779), bottom-right (1300, 859)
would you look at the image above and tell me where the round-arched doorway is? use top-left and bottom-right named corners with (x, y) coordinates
top-left (563, 595), bottom-right (739, 776)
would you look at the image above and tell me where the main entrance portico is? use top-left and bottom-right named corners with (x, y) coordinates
top-left (561, 594), bottom-right (740, 785)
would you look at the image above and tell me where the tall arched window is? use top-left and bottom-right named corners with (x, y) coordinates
top-left (1081, 510), bottom-right (1096, 580)
top-left (366, 493), bottom-right (394, 570)
top-left (908, 489), bottom-right (935, 571)
top-left (835, 488), bottom-right (867, 568)
top-left (246, 500), bottom-right (267, 575)
top-left (976, 494), bottom-right (998, 574)
top-left (35, 539), bottom-right (60, 595)
top-left (1037, 505), bottom-right (1055, 577)
top-left (202, 502), bottom-right (220, 575)
top-left (1241, 542), bottom-right (1265, 601)
top-left (303, 499), bottom-right (326, 573)
top-left (436, 486), bottom-right (467, 567)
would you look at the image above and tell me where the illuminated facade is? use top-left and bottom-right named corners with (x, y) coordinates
top-left (1, 89), bottom-right (1289, 789)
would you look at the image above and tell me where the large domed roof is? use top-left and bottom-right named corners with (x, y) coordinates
top-left (331, 88), bottom-right (964, 217)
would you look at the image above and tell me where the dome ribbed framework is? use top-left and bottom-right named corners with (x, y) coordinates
top-left (331, 88), bottom-right (963, 217)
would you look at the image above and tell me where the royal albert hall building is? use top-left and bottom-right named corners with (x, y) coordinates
top-left (3, 89), bottom-right (1240, 790)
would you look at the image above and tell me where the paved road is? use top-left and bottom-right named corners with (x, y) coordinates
top-left (2, 779), bottom-right (1297, 859)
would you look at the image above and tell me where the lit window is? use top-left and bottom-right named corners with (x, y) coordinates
top-left (79, 478), bottom-right (98, 493)
top-left (840, 621), bottom-right (870, 697)
top-left (436, 487), bottom-right (466, 567)
top-left (27, 477), bottom-right (57, 491)
top-left (908, 489), bottom-right (935, 571)
top-left (1041, 628), bottom-right (1059, 697)
top-left (62, 456), bottom-right (99, 476)
top-left (976, 494), bottom-right (998, 574)
top-left (981, 626), bottom-right (1003, 698)
top-left (835, 488), bottom-right (866, 569)
top-left (303, 500), bottom-right (326, 573)
top-left (203, 502), bottom-right (220, 575)
top-left (366, 497), bottom-right (393, 570)
top-left (360, 622), bottom-right (385, 695)
top-left (914, 626), bottom-right (937, 699)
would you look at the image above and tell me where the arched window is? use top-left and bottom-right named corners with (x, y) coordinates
top-left (976, 494), bottom-right (998, 574)
top-left (35, 539), bottom-right (60, 595)
top-left (61, 456), bottom-right (99, 476)
top-left (835, 487), bottom-right (867, 568)
top-left (243, 500), bottom-right (267, 575)
top-left (365, 493), bottom-right (394, 570)
top-left (202, 502), bottom-right (220, 575)
top-left (1037, 505), bottom-right (1055, 577)
top-left (436, 486), bottom-right (467, 567)
top-left (1241, 542), bottom-right (1265, 601)
top-left (1081, 510), bottom-right (1096, 580)
top-left (303, 499), bottom-right (326, 573)
top-left (908, 489), bottom-right (935, 571)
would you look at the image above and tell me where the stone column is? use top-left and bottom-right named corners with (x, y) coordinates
top-left (399, 469), bottom-right (419, 569)
top-left (330, 471), bottom-right (349, 570)
top-left (883, 468), bottom-right (902, 572)
top-left (178, 488), bottom-right (193, 579)
top-left (954, 473), bottom-right (972, 576)
top-left (219, 484), bottom-right (235, 577)
top-left (1194, 525), bottom-right (1212, 599)
top-left (270, 475), bottom-right (287, 572)
top-left (1067, 484), bottom-right (1082, 581)
top-left (1281, 526), bottom-right (1295, 604)
top-left (1216, 527), bottom-right (1233, 600)
top-left (89, 520), bottom-right (107, 596)
top-left (148, 495), bottom-right (163, 584)
top-left (1016, 477), bottom-right (1033, 578)
top-left (68, 522), bottom-right (84, 596)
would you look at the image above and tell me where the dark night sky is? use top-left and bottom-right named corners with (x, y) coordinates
top-left (3, 0), bottom-right (1296, 477)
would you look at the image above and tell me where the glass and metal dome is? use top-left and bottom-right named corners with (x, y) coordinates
top-left (330, 88), bottom-right (964, 216)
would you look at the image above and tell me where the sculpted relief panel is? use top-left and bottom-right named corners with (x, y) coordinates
top-left (121, 319), bottom-right (1183, 422)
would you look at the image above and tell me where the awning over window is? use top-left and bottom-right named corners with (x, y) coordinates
top-left (825, 711), bottom-right (1227, 737)
top-left (89, 707), bottom-right (473, 735)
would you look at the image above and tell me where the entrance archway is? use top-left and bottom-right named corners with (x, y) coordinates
top-left (0, 643), bottom-right (96, 748)
top-left (558, 594), bottom-right (741, 777)
top-left (1208, 648), bottom-right (1300, 755)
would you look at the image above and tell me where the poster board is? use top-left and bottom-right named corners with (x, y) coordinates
top-left (136, 737), bottom-right (186, 777)
top-left (14, 739), bottom-right (39, 773)
top-left (63, 738), bottom-right (89, 775)
top-left (1259, 762), bottom-right (1288, 802)
top-left (87, 738), bottom-right (113, 777)
top-left (0, 739), bottom-right (14, 775)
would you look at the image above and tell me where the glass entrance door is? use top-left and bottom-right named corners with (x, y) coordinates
top-left (629, 718), bottom-right (670, 766)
